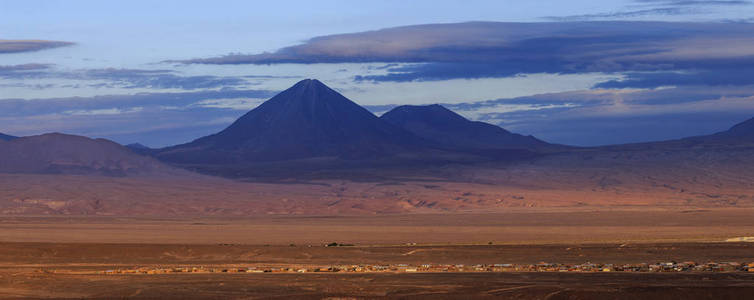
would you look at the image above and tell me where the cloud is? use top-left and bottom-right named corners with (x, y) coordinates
top-left (0, 66), bottom-right (253, 90)
top-left (0, 40), bottom-right (74, 54)
top-left (546, 8), bottom-right (690, 21)
top-left (551, 0), bottom-right (752, 21)
top-left (170, 22), bottom-right (754, 85)
top-left (633, 0), bottom-right (751, 6)
top-left (594, 69), bottom-right (754, 88)
top-left (0, 63), bottom-right (54, 79)
top-left (79, 68), bottom-right (250, 90)
top-left (191, 98), bottom-right (267, 110)
top-left (63, 107), bottom-right (144, 116)
top-left (0, 89), bottom-right (276, 118)
top-left (0, 63), bottom-right (52, 72)
top-left (0, 89), bottom-right (278, 147)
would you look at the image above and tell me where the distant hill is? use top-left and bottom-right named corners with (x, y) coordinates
top-left (155, 79), bottom-right (429, 165)
top-left (0, 133), bottom-right (16, 141)
top-left (707, 117), bottom-right (754, 141)
top-left (593, 116), bottom-right (754, 152)
top-left (125, 143), bottom-right (153, 155)
top-left (381, 104), bottom-right (557, 152)
top-left (0, 133), bottom-right (179, 176)
top-left (126, 143), bottom-right (151, 150)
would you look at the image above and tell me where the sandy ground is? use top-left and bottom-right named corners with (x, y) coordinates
top-left (1, 241), bottom-right (754, 299)
top-left (2, 271), bottom-right (754, 299)
top-left (1, 209), bottom-right (753, 245)
top-left (1, 211), bottom-right (754, 299)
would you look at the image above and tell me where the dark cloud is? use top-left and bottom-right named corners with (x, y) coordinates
top-left (356, 63), bottom-right (547, 82)
top-left (594, 69), bottom-right (754, 89)
top-left (0, 40), bottom-right (74, 54)
top-left (171, 22), bottom-right (754, 85)
top-left (633, 0), bottom-right (751, 6)
top-left (546, 8), bottom-right (690, 21)
top-left (552, 0), bottom-right (752, 21)
top-left (175, 22), bottom-right (698, 65)
top-left (0, 63), bottom-right (52, 72)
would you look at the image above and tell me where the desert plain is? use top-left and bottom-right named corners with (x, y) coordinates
top-left (1, 209), bottom-right (754, 299)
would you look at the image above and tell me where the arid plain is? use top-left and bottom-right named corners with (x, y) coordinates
top-left (2, 209), bottom-right (754, 299)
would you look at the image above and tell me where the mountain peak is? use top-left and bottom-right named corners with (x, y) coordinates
top-left (382, 104), bottom-right (479, 129)
top-left (292, 78), bottom-right (326, 89)
top-left (382, 104), bottom-right (554, 151)
top-left (126, 143), bottom-right (151, 150)
top-left (157, 79), bottom-right (421, 163)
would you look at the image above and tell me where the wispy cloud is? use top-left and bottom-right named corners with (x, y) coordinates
top-left (0, 63), bottom-right (52, 72)
top-left (550, 0), bottom-right (752, 21)
top-left (79, 68), bottom-right (250, 90)
top-left (546, 8), bottom-right (690, 21)
top-left (633, 0), bottom-right (751, 6)
top-left (0, 66), bottom-right (254, 90)
top-left (0, 89), bottom-right (277, 147)
top-left (0, 39), bottom-right (74, 54)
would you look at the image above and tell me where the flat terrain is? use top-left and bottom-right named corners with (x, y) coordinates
top-left (2, 241), bottom-right (754, 266)
top-left (2, 209), bottom-right (754, 245)
top-left (3, 271), bottom-right (754, 299)
top-left (1, 241), bottom-right (754, 299)
top-left (0, 211), bottom-right (753, 298)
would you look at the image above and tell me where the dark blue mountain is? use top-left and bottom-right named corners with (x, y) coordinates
top-left (126, 143), bottom-right (151, 150)
top-left (156, 79), bottom-right (425, 164)
top-left (381, 104), bottom-right (556, 151)
top-left (0, 133), bottom-right (175, 176)
top-left (0, 133), bottom-right (17, 141)
top-left (716, 117), bottom-right (754, 139)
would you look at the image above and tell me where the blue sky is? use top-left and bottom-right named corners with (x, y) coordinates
top-left (2, 0), bottom-right (754, 146)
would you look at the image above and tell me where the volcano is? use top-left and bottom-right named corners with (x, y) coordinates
top-left (156, 79), bottom-right (424, 164)
top-left (381, 104), bottom-right (556, 151)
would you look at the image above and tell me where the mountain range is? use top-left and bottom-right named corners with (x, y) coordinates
top-left (155, 79), bottom-right (426, 165)
top-left (1, 79), bottom-right (754, 215)
top-left (150, 79), bottom-right (544, 177)
top-left (0, 133), bottom-right (179, 176)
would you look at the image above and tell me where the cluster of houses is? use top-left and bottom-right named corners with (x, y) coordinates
top-left (93, 261), bottom-right (754, 275)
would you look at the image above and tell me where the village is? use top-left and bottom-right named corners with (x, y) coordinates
top-left (45, 261), bottom-right (754, 275)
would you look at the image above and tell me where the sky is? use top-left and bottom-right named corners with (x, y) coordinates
top-left (2, 0), bottom-right (754, 147)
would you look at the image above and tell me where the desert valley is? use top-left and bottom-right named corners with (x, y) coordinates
top-left (2, 79), bottom-right (754, 216)
top-left (7, 2), bottom-right (754, 296)
top-left (1, 79), bottom-right (754, 298)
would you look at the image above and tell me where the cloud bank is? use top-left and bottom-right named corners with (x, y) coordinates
top-left (173, 22), bottom-right (754, 85)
